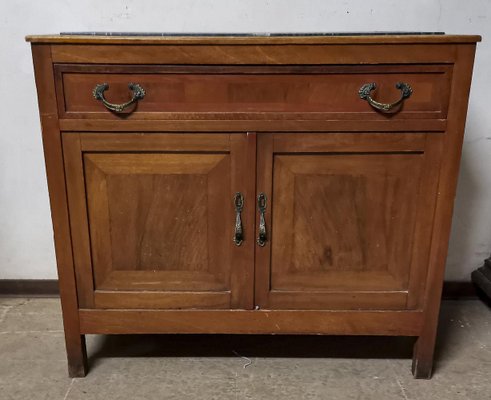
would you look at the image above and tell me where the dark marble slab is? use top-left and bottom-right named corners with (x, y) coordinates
top-left (61, 31), bottom-right (445, 37)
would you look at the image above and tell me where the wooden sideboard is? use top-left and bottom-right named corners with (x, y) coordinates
top-left (27, 33), bottom-right (480, 378)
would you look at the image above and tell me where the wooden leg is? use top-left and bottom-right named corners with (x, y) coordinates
top-left (412, 330), bottom-right (437, 379)
top-left (66, 333), bottom-right (88, 378)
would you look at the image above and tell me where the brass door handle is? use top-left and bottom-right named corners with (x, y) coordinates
top-left (233, 192), bottom-right (244, 246)
top-left (93, 83), bottom-right (146, 113)
top-left (257, 193), bottom-right (267, 247)
top-left (358, 82), bottom-right (412, 113)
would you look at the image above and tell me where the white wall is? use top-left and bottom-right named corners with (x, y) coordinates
top-left (0, 0), bottom-right (490, 280)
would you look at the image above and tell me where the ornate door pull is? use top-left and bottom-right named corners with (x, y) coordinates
top-left (257, 193), bottom-right (267, 247)
top-left (93, 82), bottom-right (146, 113)
top-left (233, 192), bottom-right (245, 246)
top-left (359, 82), bottom-right (412, 113)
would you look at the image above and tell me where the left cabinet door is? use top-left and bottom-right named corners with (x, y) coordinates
top-left (62, 133), bottom-right (254, 310)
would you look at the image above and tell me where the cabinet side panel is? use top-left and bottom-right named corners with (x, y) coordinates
top-left (31, 44), bottom-right (87, 376)
top-left (413, 43), bottom-right (477, 378)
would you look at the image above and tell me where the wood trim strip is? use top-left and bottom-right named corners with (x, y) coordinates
top-left (0, 280), bottom-right (475, 299)
top-left (78, 309), bottom-right (423, 336)
top-left (60, 113), bottom-right (447, 122)
top-left (229, 133), bottom-right (256, 309)
top-left (26, 34), bottom-right (482, 45)
top-left (93, 291), bottom-right (231, 309)
top-left (59, 119), bottom-right (447, 132)
top-left (50, 44), bottom-right (459, 64)
top-left (54, 63), bottom-right (452, 74)
top-left (79, 132), bottom-right (231, 151)
top-left (267, 291), bottom-right (408, 310)
top-left (272, 132), bottom-right (427, 152)
top-left (62, 134), bottom-right (95, 308)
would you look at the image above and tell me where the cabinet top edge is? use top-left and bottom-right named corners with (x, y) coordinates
top-left (25, 34), bottom-right (482, 45)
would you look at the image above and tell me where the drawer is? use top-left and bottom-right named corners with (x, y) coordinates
top-left (55, 64), bottom-right (452, 120)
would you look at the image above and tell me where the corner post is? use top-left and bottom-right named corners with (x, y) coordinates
top-left (30, 43), bottom-right (87, 377)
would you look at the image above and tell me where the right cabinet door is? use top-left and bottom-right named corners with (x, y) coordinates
top-left (255, 133), bottom-right (442, 310)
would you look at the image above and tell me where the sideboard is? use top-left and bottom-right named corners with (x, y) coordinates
top-left (26, 33), bottom-right (480, 378)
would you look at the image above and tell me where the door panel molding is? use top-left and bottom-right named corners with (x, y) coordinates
top-left (255, 132), bottom-right (443, 310)
top-left (62, 132), bottom-right (254, 310)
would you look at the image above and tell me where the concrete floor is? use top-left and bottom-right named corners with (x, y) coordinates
top-left (0, 298), bottom-right (489, 400)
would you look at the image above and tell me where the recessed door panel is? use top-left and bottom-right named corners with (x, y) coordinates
top-left (255, 133), bottom-right (442, 310)
top-left (63, 133), bottom-right (254, 310)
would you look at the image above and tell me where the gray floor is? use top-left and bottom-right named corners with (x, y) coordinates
top-left (0, 298), bottom-right (489, 400)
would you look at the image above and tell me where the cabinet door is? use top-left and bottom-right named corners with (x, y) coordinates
top-left (255, 133), bottom-right (442, 310)
top-left (63, 133), bottom-right (254, 309)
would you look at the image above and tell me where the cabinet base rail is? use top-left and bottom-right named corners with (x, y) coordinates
top-left (79, 309), bottom-right (422, 336)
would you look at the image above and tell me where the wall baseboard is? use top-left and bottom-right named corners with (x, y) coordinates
top-left (0, 279), bottom-right (59, 296)
top-left (442, 281), bottom-right (479, 299)
top-left (0, 279), bottom-right (481, 299)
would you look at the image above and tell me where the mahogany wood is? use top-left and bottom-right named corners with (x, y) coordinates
top-left (26, 34), bottom-right (481, 45)
top-left (78, 309), bottom-right (423, 336)
top-left (28, 35), bottom-right (478, 379)
top-left (58, 118), bottom-right (448, 133)
top-left (255, 133), bottom-right (442, 310)
top-left (31, 45), bottom-right (87, 377)
top-left (54, 64), bottom-right (451, 121)
top-left (411, 43), bottom-right (477, 379)
top-left (49, 44), bottom-right (462, 65)
top-left (0, 279), bottom-right (477, 298)
top-left (63, 133), bottom-right (253, 310)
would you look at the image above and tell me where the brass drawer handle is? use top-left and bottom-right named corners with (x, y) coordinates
top-left (359, 82), bottom-right (412, 113)
top-left (93, 83), bottom-right (146, 113)
top-left (257, 193), bottom-right (267, 247)
top-left (233, 192), bottom-right (244, 246)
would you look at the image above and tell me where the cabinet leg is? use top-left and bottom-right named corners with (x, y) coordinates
top-left (411, 333), bottom-right (436, 379)
top-left (66, 334), bottom-right (88, 378)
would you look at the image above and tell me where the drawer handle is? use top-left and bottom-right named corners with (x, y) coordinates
top-left (93, 83), bottom-right (146, 113)
top-left (233, 192), bottom-right (244, 246)
top-left (358, 82), bottom-right (412, 113)
top-left (257, 193), bottom-right (267, 247)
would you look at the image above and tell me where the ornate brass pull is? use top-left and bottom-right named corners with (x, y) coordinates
top-left (93, 83), bottom-right (146, 113)
top-left (358, 82), bottom-right (412, 113)
top-left (233, 192), bottom-right (244, 246)
top-left (257, 193), bottom-right (267, 247)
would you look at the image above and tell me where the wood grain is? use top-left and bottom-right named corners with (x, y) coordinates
top-left (26, 34), bottom-right (481, 44)
top-left (58, 118), bottom-right (448, 133)
top-left (63, 133), bottom-right (254, 310)
top-left (62, 134), bottom-right (94, 308)
top-left (28, 36), bottom-right (479, 379)
top-left (412, 44), bottom-right (477, 379)
top-left (55, 64), bottom-right (451, 121)
top-left (31, 45), bottom-right (88, 377)
top-left (50, 44), bottom-right (460, 65)
top-left (255, 133), bottom-right (441, 310)
top-left (79, 309), bottom-right (424, 336)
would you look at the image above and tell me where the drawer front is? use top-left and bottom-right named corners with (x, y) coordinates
top-left (55, 64), bottom-right (451, 120)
